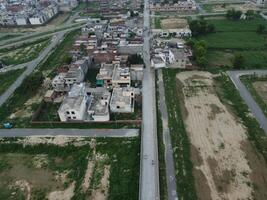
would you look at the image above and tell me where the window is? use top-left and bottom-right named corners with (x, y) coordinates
top-left (67, 117), bottom-right (71, 120)
top-left (73, 117), bottom-right (76, 119)
top-left (66, 111), bottom-right (70, 114)
top-left (117, 106), bottom-right (120, 109)
top-left (71, 111), bottom-right (75, 114)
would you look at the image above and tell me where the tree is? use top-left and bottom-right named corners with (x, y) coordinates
top-left (128, 54), bottom-right (144, 65)
top-left (246, 10), bottom-right (255, 20)
top-left (226, 9), bottom-right (242, 20)
top-left (257, 24), bottom-right (266, 34)
top-left (193, 40), bottom-right (207, 69)
top-left (64, 56), bottom-right (72, 64)
top-left (233, 54), bottom-right (245, 69)
top-left (189, 19), bottom-right (215, 37)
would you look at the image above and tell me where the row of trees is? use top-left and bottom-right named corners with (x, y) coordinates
top-left (189, 19), bottom-right (215, 37)
top-left (187, 39), bottom-right (208, 68)
top-left (226, 9), bottom-right (256, 21)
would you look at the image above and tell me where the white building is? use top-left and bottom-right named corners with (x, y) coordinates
top-left (58, 83), bottom-right (88, 121)
top-left (86, 87), bottom-right (111, 121)
top-left (110, 87), bottom-right (135, 113)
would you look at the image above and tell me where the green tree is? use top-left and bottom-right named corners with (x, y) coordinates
top-left (233, 54), bottom-right (245, 69)
top-left (246, 10), bottom-right (255, 20)
top-left (257, 24), bottom-right (266, 34)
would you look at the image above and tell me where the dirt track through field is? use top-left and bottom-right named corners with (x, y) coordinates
top-left (176, 71), bottom-right (267, 200)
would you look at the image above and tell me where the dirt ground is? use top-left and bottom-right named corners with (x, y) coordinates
top-left (176, 71), bottom-right (267, 200)
top-left (161, 18), bottom-right (188, 29)
top-left (252, 81), bottom-right (267, 104)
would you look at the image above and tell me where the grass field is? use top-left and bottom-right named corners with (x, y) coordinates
top-left (0, 68), bottom-right (25, 96)
top-left (0, 137), bottom-right (140, 200)
top-left (198, 16), bottom-right (267, 69)
top-left (198, 31), bottom-right (267, 49)
top-left (0, 38), bottom-right (50, 66)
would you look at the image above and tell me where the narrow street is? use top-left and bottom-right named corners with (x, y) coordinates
top-left (157, 69), bottom-right (178, 200)
top-left (228, 70), bottom-right (267, 134)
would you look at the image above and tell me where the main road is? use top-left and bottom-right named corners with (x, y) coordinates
top-left (227, 70), bottom-right (267, 134)
top-left (139, 0), bottom-right (160, 199)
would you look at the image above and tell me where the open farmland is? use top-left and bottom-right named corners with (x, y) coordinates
top-left (165, 70), bottom-right (267, 200)
top-left (0, 137), bottom-right (140, 200)
top-left (198, 16), bottom-right (267, 69)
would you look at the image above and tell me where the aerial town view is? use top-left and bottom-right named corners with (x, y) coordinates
top-left (1, 0), bottom-right (267, 199)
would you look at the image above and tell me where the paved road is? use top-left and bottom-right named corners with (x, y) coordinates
top-left (0, 32), bottom-right (65, 107)
top-left (0, 62), bottom-right (29, 73)
top-left (0, 24), bottom-right (85, 50)
top-left (0, 129), bottom-right (139, 137)
top-left (139, 0), bottom-right (160, 199)
top-left (157, 70), bottom-right (178, 200)
top-left (227, 70), bottom-right (267, 134)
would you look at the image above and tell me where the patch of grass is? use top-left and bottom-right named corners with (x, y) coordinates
top-left (215, 73), bottom-right (267, 162)
top-left (0, 68), bottom-right (25, 95)
top-left (163, 69), bottom-right (197, 200)
top-left (155, 17), bottom-right (161, 29)
top-left (0, 38), bottom-right (50, 65)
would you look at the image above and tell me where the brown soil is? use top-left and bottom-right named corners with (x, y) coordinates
top-left (241, 141), bottom-right (267, 200)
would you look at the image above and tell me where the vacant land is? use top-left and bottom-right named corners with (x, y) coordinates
top-left (160, 18), bottom-right (188, 29)
top-left (0, 38), bottom-right (50, 65)
top-left (0, 30), bottom-right (79, 127)
top-left (0, 137), bottom-right (140, 200)
top-left (0, 68), bottom-right (25, 95)
top-left (198, 16), bottom-right (267, 69)
top-left (164, 69), bottom-right (267, 200)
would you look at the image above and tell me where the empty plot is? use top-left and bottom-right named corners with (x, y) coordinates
top-left (176, 71), bottom-right (267, 200)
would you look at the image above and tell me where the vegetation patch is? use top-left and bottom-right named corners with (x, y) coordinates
top-left (162, 69), bottom-right (197, 200)
top-left (0, 137), bottom-right (140, 200)
top-left (0, 68), bottom-right (25, 96)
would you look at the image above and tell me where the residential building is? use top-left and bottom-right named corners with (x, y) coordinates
top-left (58, 83), bottom-right (88, 121)
top-left (110, 87), bottom-right (135, 113)
top-left (112, 66), bottom-right (131, 88)
top-left (86, 87), bottom-right (111, 121)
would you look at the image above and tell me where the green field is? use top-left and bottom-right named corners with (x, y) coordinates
top-left (0, 137), bottom-right (140, 200)
top-left (199, 31), bottom-right (267, 49)
top-left (0, 68), bottom-right (25, 95)
top-left (198, 17), bottom-right (267, 69)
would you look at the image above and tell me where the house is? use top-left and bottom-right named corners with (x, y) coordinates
top-left (52, 73), bottom-right (68, 92)
top-left (96, 63), bottom-right (116, 87)
top-left (44, 90), bottom-right (56, 102)
top-left (86, 87), bottom-right (111, 121)
top-left (58, 83), bottom-right (88, 121)
top-left (112, 66), bottom-right (131, 88)
top-left (130, 64), bottom-right (144, 82)
top-left (110, 87), bottom-right (135, 113)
